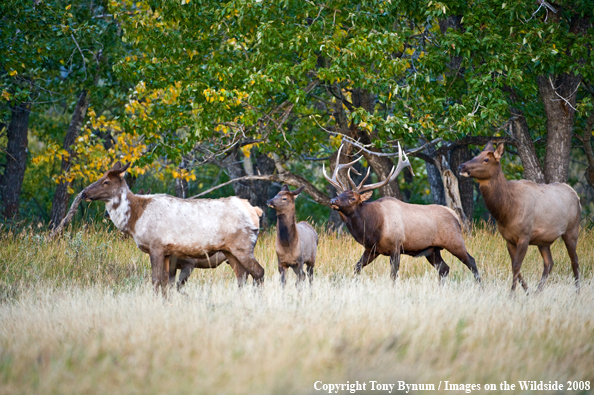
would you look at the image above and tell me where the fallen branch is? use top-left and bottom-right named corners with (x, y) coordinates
top-left (48, 192), bottom-right (83, 239)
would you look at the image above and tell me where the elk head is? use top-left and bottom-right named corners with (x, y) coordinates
top-left (81, 161), bottom-right (130, 202)
top-left (323, 143), bottom-right (412, 214)
top-left (459, 141), bottom-right (504, 180)
top-left (267, 185), bottom-right (305, 214)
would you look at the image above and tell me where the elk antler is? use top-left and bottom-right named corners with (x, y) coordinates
top-left (353, 142), bottom-right (413, 194)
top-left (322, 144), bottom-right (361, 194)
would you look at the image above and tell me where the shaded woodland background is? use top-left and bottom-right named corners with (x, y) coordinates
top-left (1, 0), bottom-right (593, 229)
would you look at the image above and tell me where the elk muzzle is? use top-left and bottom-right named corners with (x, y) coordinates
top-left (330, 197), bottom-right (340, 210)
top-left (458, 163), bottom-right (470, 177)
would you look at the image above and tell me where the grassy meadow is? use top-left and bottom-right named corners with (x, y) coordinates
top-left (0, 223), bottom-right (593, 394)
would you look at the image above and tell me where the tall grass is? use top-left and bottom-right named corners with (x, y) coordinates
top-left (0, 224), bottom-right (593, 394)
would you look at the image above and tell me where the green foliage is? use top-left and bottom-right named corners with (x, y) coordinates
top-left (1, 0), bottom-right (593, 224)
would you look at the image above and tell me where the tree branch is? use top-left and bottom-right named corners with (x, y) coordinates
top-left (189, 172), bottom-right (331, 206)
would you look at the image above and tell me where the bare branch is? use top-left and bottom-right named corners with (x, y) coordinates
top-left (48, 192), bottom-right (83, 239)
top-left (189, 172), bottom-right (331, 206)
top-left (70, 33), bottom-right (88, 81)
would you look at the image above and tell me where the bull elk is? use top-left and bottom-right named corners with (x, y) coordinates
top-left (324, 144), bottom-right (481, 283)
top-left (267, 185), bottom-right (318, 285)
top-left (81, 162), bottom-right (265, 296)
top-left (459, 142), bottom-right (581, 292)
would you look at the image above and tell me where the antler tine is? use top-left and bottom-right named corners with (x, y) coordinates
top-left (323, 163), bottom-right (345, 193)
top-left (323, 144), bottom-right (366, 193)
top-left (332, 144), bottom-right (344, 182)
top-left (347, 168), bottom-right (358, 190)
top-left (357, 165), bottom-right (396, 194)
top-left (389, 142), bottom-right (414, 181)
top-left (355, 166), bottom-right (372, 191)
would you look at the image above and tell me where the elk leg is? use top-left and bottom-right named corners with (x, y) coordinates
top-left (306, 264), bottom-right (314, 284)
top-left (278, 264), bottom-right (287, 286)
top-left (536, 245), bottom-right (554, 292)
top-left (445, 241), bottom-right (481, 282)
top-left (562, 230), bottom-right (580, 290)
top-left (224, 250), bottom-right (265, 286)
top-left (228, 260), bottom-right (249, 287)
top-left (507, 240), bottom-right (529, 293)
top-left (149, 250), bottom-right (167, 297)
top-left (389, 248), bottom-right (401, 281)
top-left (177, 265), bottom-right (193, 291)
top-left (291, 262), bottom-right (306, 284)
top-left (168, 255), bottom-right (178, 288)
top-left (354, 249), bottom-right (379, 275)
top-left (426, 250), bottom-right (450, 282)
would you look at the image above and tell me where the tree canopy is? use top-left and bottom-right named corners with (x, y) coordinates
top-left (1, 0), bottom-right (593, 225)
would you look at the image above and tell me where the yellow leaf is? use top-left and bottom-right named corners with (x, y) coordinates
top-left (241, 144), bottom-right (252, 158)
top-left (66, 4), bottom-right (71, 10)
top-left (9, 70), bottom-right (17, 76)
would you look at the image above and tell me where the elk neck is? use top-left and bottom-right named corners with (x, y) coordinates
top-left (477, 168), bottom-right (513, 226)
top-left (106, 183), bottom-right (135, 233)
top-left (342, 202), bottom-right (382, 247)
top-left (276, 212), bottom-right (298, 247)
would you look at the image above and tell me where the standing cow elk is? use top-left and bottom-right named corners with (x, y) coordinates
top-left (324, 144), bottom-right (480, 283)
top-left (267, 185), bottom-right (318, 285)
top-left (104, 189), bottom-right (236, 290)
top-left (81, 162), bottom-right (265, 296)
top-left (459, 142), bottom-right (581, 292)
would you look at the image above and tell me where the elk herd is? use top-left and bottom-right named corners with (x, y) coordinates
top-left (81, 142), bottom-right (581, 296)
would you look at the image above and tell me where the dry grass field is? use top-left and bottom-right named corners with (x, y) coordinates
top-left (1, 223), bottom-right (593, 394)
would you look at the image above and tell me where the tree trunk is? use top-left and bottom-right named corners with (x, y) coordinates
top-left (581, 110), bottom-right (594, 188)
top-left (174, 158), bottom-right (189, 198)
top-left (49, 90), bottom-right (90, 228)
top-left (220, 148), bottom-right (274, 228)
top-left (449, 145), bottom-right (474, 220)
top-left (1, 104), bottom-right (31, 219)
top-left (253, 153), bottom-right (275, 228)
top-left (537, 74), bottom-right (580, 184)
top-left (350, 89), bottom-right (403, 199)
top-left (508, 106), bottom-right (545, 183)
top-left (537, 14), bottom-right (589, 184)
top-left (424, 144), bottom-right (446, 205)
top-left (175, 178), bottom-right (188, 198)
top-left (442, 168), bottom-right (469, 230)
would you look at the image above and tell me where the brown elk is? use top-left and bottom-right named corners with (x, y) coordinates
top-left (81, 162), bottom-right (265, 296)
top-left (459, 142), bottom-right (581, 292)
top-left (169, 252), bottom-right (231, 291)
top-left (267, 185), bottom-right (318, 285)
top-left (324, 144), bottom-right (481, 282)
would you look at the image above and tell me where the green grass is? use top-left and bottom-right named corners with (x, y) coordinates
top-left (0, 223), bottom-right (593, 394)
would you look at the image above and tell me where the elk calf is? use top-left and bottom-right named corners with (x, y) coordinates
top-left (460, 142), bottom-right (580, 292)
top-left (169, 252), bottom-right (230, 291)
top-left (81, 162), bottom-right (264, 296)
top-left (324, 144), bottom-right (480, 283)
top-left (267, 185), bottom-right (318, 285)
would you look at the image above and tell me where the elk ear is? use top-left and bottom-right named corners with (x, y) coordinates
top-left (281, 185), bottom-right (290, 192)
top-left (494, 143), bottom-right (505, 161)
top-left (112, 161), bottom-right (123, 171)
top-left (360, 191), bottom-right (373, 202)
top-left (117, 162), bottom-right (131, 179)
top-left (292, 186), bottom-right (305, 196)
top-left (483, 141), bottom-right (495, 152)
